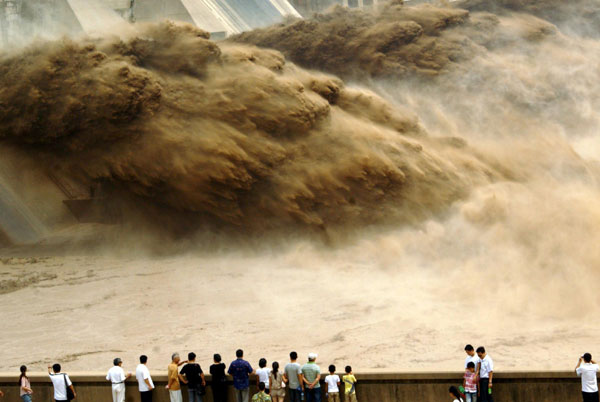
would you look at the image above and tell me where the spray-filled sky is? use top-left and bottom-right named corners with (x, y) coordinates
top-left (0, 0), bottom-right (599, 372)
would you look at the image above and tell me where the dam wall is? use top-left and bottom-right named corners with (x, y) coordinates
top-left (133, 0), bottom-right (301, 36)
top-left (0, 147), bottom-right (77, 246)
top-left (0, 371), bottom-right (587, 402)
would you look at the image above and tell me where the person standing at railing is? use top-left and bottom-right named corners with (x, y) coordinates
top-left (106, 358), bottom-right (132, 402)
top-left (476, 347), bottom-right (493, 402)
top-left (136, 355), bottom-right (155, 402)
top-left (252, 382), bottom-right (272, 402)
top-left (324, 365), bottom-right (340, 402)
top-left (48, 363), bottom-right (76, 402)
top-left (269, 362), bottom-right (285, 402)
top-left (342, 366), bottom-right (357, 402)
top-left (576, 353), bottom-right (599, 402)
top-left (300, 353), bottom-right (321, 402)
top-left (283, 352), bottom-right (303, 402)
top-left (228, 349), bottom-right (254, 402)
top-left (180, 352), bottom-right (206, 402)
top-left (166, 353), bottom-right (186, 402)
top-left (19, 365), bottom-right (33, 402)
top-left (210, 354), bottom-right (228, 402)
top-left (256, 358), bottom-right (271, 394)
top-left (462, 362), bottom-right (477, 402)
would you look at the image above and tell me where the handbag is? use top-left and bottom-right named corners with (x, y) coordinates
top-left (63, 374), bottom-right (75, 400)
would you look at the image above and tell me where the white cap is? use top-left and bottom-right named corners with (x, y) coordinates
top-left (308, 353), bottom-right (318, 360)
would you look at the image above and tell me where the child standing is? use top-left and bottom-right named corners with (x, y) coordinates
top-left (256, 358), bottom-right (271, 393)
top-left (252, 382), bottom-right (272, 402)
top-left (342, 366), bottom-right (357, 402)
top-left (324, 365), bottom-right (341, 402)
top-left (463, 362), bottom-right (477, 402)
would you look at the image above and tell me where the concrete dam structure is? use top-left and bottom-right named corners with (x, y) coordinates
top-left (134, 0), bottom-right (300, 36)
top-left (0, 0), bottom-right (300, 44)
top-left (0, 371), bottom-right (589, 402)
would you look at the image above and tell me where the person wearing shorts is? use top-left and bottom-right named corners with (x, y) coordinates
top-left (269, 362), bottom-right (285, 402)
top-left (324, 365), bottom-right (340, 402)
top-left (342, 366), bottom-right (357, 402)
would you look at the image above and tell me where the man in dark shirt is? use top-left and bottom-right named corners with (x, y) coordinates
top-left (180, 353), bottom-right (206, 402)
top-left (228, 349), bottom-right (254, 402)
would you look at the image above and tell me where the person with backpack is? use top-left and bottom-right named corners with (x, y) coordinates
top-left (19, 365), bottom-right (33, 402)
top-left (48, 363), bottom-right (76, 402)
top-left (180, 352), bottom-right (207, 402)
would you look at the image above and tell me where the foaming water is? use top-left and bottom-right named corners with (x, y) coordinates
top-left (0, 0), bottom-right (599, 371)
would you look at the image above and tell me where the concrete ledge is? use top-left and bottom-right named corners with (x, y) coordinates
top-left (0, 371), bottom-right (586, 402)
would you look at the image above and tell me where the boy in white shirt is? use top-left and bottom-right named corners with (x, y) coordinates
top-left (324, 365), bottom-right (341, 402)
top-left (256, 358), bottom-right (271, 393)
top-left (576, 353), bottom-right (599, 402)
top-left (107, 358), bottom-right (132, 402)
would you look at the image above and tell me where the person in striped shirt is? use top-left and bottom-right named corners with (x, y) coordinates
top-left (301, 353), bottom-right (321, 402)
top-left (463, 362), bottom-right (477, 402)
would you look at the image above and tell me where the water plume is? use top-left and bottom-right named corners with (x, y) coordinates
top-left (0, 21), bottom-right (504, 237)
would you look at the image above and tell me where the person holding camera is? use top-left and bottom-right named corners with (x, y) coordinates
top-left (576, 353), bottom-right (599, 402)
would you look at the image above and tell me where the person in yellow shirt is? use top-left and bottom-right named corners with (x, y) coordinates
top-left (342, 366), bottom-right (357, 402)
top-left (166, 353), bottom-right (188, 402)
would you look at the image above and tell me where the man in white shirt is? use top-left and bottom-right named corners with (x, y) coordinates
top-left (48, 363), bottom-right (76, 402)
top-left (464, 345), bottom-right (480, 369)
top-left (106, 358), bottom-right (132, 402)
top-left (576, 353), bottom-right (599, 402)
top-left (136, 355), bottom-right (155, 402)
top-left (476, 346), bottom-right (494, 402)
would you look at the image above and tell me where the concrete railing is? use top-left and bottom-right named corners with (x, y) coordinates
top-left (0, 371), bottom-right (587, 402)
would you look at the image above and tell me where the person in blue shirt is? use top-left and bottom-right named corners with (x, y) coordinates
top-left (228, 349), bottom-right (254, 402)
